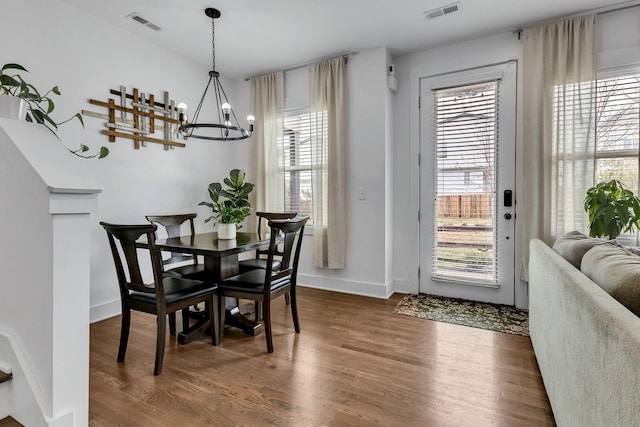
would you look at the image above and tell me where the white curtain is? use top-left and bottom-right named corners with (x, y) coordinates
top-left (521, 15), bottom-right (597, 281)
top-left (309, 57), bottom-right (347, 269)
top-left (249, 72), bottom-right (284, 229)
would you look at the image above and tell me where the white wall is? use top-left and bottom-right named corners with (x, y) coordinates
top-left (598, 8), bottom-right (640, 68)
top-left (391, 7), bottom-right (640, 308)
top-left (0, 0), bottom-right (252, 322)
top-left (286, 47), bottom-right (394, 298)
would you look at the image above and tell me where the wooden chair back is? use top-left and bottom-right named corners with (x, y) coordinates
top-left (254, 212), bottom-right (297, 258)
top-left (145, 213), bottom-right (198, 266)
top-left (263, 216), bottom-right (309, 296)
top-left (100, 222), bottom-right (165, 301)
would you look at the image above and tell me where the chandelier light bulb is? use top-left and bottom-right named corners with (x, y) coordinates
top-left (221, 103), bottom-right (231, 113)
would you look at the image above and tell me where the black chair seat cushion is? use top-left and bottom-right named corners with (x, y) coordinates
top-left (163, 264), bottom-right (206, 281)
top-left (218, 269), bottom-right (290, 294)
top-left (129, 277), bottom-right (216, 305)
top-left (238, 258), bottom-right (282, 273)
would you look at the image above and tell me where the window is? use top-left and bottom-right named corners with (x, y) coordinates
top-left (464, 171), bottom-right (471, 186)
top-left (432, 80), bottom-right (500, 284)
top-left (281, 108), bottom-right (315, 223)
top-left (594, 73), bottom-right (640, 192)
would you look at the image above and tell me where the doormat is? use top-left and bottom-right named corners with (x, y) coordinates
top-left (393, 294), bottom-right (529, 336)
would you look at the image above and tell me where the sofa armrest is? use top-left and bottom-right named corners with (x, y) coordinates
top-left (529, 239), bottom-right (640, 427)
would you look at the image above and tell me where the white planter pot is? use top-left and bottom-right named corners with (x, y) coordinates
top-left (217, 223), bottom-right (237, 239)
top-left (0, 96), bottom-right (28, 120)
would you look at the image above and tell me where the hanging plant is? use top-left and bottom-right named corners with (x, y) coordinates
top-left (0, 63), bottom-right (108, 159)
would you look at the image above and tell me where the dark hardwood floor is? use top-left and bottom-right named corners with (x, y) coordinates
top-left (89, 287), bottom-right (555, 426)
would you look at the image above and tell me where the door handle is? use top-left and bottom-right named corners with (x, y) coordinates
top-left (504, 213), bottom-right (512, 220)
top-left (504, 190), bottom-right (513, 207)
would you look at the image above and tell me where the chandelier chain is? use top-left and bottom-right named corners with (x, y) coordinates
top-left (211, 14), bottom-right (216, 71)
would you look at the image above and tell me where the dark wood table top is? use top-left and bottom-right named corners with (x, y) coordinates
top-left (142, 231), bottom-right (272, 257)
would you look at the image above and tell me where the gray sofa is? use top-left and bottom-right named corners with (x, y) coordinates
top-left (529, 238), bottom-right (640, 427)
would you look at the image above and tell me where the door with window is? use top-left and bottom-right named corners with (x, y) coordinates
top-left (419, 62), bottom-right (517, 305)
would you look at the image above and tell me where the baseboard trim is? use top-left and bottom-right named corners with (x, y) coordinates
top-left (90, 299), bottom-right (121, 324)
top-left (298, 274), bottom-right (393, 299)
top-left (91, 277), bottom-right (398, 323)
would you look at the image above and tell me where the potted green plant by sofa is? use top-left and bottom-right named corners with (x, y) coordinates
top-left (0, 62), bottom-right (108, 158)
top-left (583, 179), bottom-right (640, 240)
top-left (199, 169), bottom-right (254, 239)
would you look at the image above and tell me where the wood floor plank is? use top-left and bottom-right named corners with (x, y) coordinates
top-left (89, 287), bottom-right (555, 426)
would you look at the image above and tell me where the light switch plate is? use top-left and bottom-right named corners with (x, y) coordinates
top-left (358, 188), bottom-right (367, 200)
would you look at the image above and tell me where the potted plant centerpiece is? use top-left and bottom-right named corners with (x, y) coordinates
top-left (584, 179), bottom-right (640, 241)
top-left (199, 169), bottom-right (254, 239)
top-left (0, 62), bottom-right (108, 158)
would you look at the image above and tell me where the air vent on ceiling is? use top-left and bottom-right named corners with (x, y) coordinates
top-left (425, 2), bottom-right (462, 20)
top-left (127, 13), bottom-right (162, 31)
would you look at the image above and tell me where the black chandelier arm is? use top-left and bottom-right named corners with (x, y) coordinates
top-left (214, 76), bottom-right (244, 132)
top-left (213, 78), bottom-right (226, 138)
top-left (189, 74), bottom-right (214, 132)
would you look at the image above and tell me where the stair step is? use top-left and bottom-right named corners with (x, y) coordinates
top-left (0, 370), bottom-right (12, 384)
top-left (0, 417), bottom-right (23, 427)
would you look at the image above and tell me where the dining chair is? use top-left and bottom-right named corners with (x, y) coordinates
top-left (217, 216), bottom-right (308, 353)
top-left (239, 211), bottom-right (297, 319)
top-left (238, 211), bottom-right (298, 273)
top-left (100, 222), bottom-right (219, 375)
top-left (145, 213), bottom-right (205, 280)
top-left (146, 213), bottom-right (208, 334)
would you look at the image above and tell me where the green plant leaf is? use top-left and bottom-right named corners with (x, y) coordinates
top-left (52, 86), bottom-right (60, 95)
top-left (2, 63), bottom-right (27, 72)
top-left (41, 111), bottom-right (58, 129)
top-left (0, 75), bottom-right (19, 87)
top-left (30, 109), bottom-right (45, 124)
top-left (98, 146), bottom-right (109, 159)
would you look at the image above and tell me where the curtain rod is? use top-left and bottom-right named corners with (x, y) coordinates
top-left (512, 0), bottom-right (640, 38)
top-left (244, 52), bottom-right (356, 81)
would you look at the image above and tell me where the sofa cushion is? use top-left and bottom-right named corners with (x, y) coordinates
top-left (552, 231), bottom-right (608, 269)
top-left (581, 244), bottom-right (640, 316)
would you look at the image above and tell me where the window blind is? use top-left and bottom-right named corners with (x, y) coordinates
top-left (282, 109), bottom-right (314, 221)
top-left (432, 80), bottom-right (500, 284)
top-left (595, 74), bottom-right (640, 192)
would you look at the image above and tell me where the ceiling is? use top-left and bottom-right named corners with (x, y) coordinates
top-left (58, 0), bottom-right (635, 79)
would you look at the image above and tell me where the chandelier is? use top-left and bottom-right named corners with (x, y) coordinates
top-left (177, 7), bottom-right (254, 141)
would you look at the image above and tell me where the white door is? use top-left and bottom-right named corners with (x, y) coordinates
top-left (419, 62), bottom-right (517, 305)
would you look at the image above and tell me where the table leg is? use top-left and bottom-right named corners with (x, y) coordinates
top-left (177, 253), bottom-right (262, 343)
top-left (225, 305), bottom-right (262, 336)
top-left (177, 312), bottom-right (209, 345)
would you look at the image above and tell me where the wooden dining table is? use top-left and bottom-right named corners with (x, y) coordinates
top-left (141, 231), bottom-right (272, 343)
